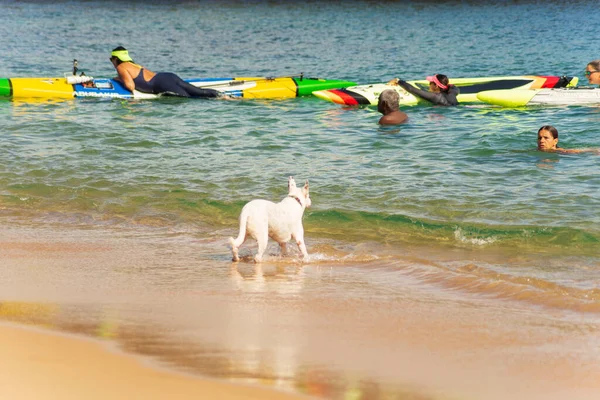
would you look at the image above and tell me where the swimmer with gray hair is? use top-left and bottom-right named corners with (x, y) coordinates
top-left (378, 89), bottom-right (408, 125)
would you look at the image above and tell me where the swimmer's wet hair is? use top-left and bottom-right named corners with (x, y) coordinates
top-left (538, 125), bottom-right (558, 139)
top-left (379, 89), bottom-right (399, 108)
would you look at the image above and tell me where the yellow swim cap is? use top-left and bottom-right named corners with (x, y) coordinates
top-left (111, 49), bottom-right (133, 62)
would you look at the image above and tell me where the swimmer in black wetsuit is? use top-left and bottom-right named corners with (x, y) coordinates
top-left (110, 46), bottom-right (220, 98)
top-left (388, 74), bottom-right (459, 106)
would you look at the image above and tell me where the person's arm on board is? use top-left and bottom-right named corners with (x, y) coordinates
top-left (115, 64), bottom-right (135, 92)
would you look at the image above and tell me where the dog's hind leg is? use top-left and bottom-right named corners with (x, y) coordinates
top-left (229, 236), bottom-right (242, 262)
top-left (229, 236), bottom-right (245, 262)
top-left (254, 231), bottom-right (269, 263)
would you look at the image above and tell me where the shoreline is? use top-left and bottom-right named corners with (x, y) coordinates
top-left (3, 221), bottom-right (600, 400)
top-left (0, 321), bottom-right (311, 400)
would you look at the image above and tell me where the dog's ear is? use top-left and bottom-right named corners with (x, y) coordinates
top-left (288, 176), bottom-right (297, 192)
top-left (303, 180), bottom-right (309, 194)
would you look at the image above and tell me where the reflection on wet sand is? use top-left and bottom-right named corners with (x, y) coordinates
top-left (230, 263), bottom-right (306, 295)
top-left (0, 301), bottom-right (59, 327)
top-left (3, 223), bottom-right (600, 400)
top-left (0, 299), bottom-right (436, 400)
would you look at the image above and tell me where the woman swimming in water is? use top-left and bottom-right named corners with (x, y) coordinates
top-left (537, 125), bottom-right (590, 154)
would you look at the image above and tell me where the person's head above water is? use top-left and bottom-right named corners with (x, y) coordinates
top-left (537, 125), bottom-right (559, 151)
top-left (377, 89), bottom-right (407, 125)
top-left (110, 46), bottom-right (133, 65)
top-left (585, 60), bottom-right (600, 85)
top-left (426, 74), bottom-right (450, 93)
top-left (378, 89), bottom-right (400, 114)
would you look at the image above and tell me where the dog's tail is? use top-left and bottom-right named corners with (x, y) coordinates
top-left (229, 210), bottom-right (249, 249)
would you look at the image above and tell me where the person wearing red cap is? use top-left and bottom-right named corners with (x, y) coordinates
top-left (387, 74), bottom-right (459, 106)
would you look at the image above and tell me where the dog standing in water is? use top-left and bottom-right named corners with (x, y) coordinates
top-left (229, 177), bottom-right (311, 263)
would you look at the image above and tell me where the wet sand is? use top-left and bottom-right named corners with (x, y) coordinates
top-left (0, 322), bottom-right (310, 400)
top-left (2, 222), bottom-right (600, 400)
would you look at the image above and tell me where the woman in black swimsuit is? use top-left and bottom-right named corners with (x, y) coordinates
top-left (388, 74), bottom-right (459, 106)
top-left (110, 46), bottom-right (220, 98)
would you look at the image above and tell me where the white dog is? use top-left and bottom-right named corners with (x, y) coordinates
top-left (229, 176), bottom-right (311, 263)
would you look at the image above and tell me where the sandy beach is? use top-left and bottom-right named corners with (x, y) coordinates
top-left (0, 321), bottom-right (311, 400)
top-left (2, 222), bottom-right (600, 400)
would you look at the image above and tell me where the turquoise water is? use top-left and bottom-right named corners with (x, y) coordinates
top-left (2, 1), bottom-right (600, 399)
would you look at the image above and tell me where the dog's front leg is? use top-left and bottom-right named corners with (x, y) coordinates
top-left (292, 227), bottom-right (309, 259)
top-left (293, 232), bottom-right (309, 259)
top-left (279, 242), bottom-right (287, 257)
top-left (296, 239), bottom-right (308, 259)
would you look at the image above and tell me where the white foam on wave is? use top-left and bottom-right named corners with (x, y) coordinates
top-left (454, 227), bottom-right (497, 246)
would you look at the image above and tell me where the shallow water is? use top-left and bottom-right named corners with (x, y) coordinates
top-left (1, 1), bottom-right (600, 399)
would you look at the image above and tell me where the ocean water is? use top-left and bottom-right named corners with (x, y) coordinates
top-left (1, 1), bottom-right (600, 399)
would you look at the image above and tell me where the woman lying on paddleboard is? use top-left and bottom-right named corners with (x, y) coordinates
top-left (388, 74), bottom-right (459, 106)
top-left (110, 46), bottom-right (221, 98)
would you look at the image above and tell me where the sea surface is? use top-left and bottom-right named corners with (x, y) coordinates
top-left (1, 1), bottom-right (600, 400)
